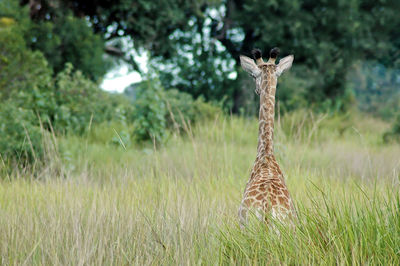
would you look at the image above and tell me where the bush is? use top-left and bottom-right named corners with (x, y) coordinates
top-left (0, 21), bottom-right (131, 166)
top-left (132, 78), bottom-right (167, 143)
top-left (0, 7), bottom-right (222, 166)
top-left (127, 78), bottom-right (222, 142)
top-left (52, 63), bottom-right (105, 134)
top-left (10, 63), bottom-right (119, 135)
top-left (0, 21), bottom-right (52, 100)
top-left (0, 102), bottom-right (43, 165)
top-left (0, 12), bottom-right (51, 166)
top-left (164, 89), bottom-right (221, 132)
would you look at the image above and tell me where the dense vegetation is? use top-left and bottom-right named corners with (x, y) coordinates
top-left (1, 0), bottom-right (399, 166)
top-left (14, 0), bottom-right (400, 113)
top-left (0, 1), bottom-right (220, 166)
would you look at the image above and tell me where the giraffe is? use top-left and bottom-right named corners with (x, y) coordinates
top-left (238, 47), bottom-right (296, 229)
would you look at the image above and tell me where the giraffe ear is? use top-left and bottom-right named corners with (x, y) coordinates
top-left (240, 55), bottom-right (261, 79)
top-left (276, 55), bottom-right (294, 77)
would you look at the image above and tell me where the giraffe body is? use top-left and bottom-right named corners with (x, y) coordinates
top-left (238, 155), bottom-right (295, 227)
top-left (238, 49), bottom-right (296, 228)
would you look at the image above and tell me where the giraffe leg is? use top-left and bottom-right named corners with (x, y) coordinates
top-left (238, 205), bottom-right (248, 230)
top-left (239, 204), bottom-right (268, 230)
top-left (254, 207), bottom-right (265, 222)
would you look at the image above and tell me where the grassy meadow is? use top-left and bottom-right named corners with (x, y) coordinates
top-left (1, 111), bottom-right (399, 265)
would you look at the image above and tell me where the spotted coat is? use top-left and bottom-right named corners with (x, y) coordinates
top-left (238, 53), bottom-right (296, 228)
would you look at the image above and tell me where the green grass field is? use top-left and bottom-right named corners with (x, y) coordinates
top-left (1, 112), bottom-right (399, 264)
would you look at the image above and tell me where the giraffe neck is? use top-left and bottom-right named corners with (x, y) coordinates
top-left (256, 68), bottom-right (277, 158)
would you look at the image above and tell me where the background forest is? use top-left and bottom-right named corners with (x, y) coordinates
top-left (1, 0), bottom-right (400, 165)
top-left (0, 0), bottom-right (400, 264)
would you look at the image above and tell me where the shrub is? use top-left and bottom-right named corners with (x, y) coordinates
top-left (98, 93), bottom-right (134, 126)
top-left (164, 89), bottom-right (221, 132)
top-left (127, 78), bottom-right (222, 142)
top-left (191, 96), bottom-right (222, 122)
top-left (132, 78), bottom-right (167, 143)
top-left (0, 8), bottom-right (223, 166)
top-left (0, 13), bottom-right (51, 167)
top-left (10, 63), bottom-right (116, 135)
top-left (0, 21), bottom-right (52, 100)
top-left (0, 23), bottom-right (131, 166)
top-left (52, 63), bottom-right (105, 134)
top-left (0, 102), bottom-right (43, 165)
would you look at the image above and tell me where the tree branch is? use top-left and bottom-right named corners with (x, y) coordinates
top-left (104, 46), bottom-right (142, 74)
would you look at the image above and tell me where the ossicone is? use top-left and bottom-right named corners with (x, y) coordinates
top-left (251, 49), bottom-right (262, 60)
top-left (269, 47), bottom-right (280, 59)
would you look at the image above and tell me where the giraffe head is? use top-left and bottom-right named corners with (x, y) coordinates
top-left (240, 48), bottom-right (294, 95)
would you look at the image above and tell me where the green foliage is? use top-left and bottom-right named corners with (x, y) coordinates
top-left (126, 79), bottom-right (222, 142)
top-left (0, 22), bottom-right (52, 99)
top-left (12, 0), bottom-right (400, 115)
top-left (126, 0), bottom-right (398, 113)
top-left (1, 0), bottom-right (226, 167)
top-left (226, 0), bottom-right (400, 109)
top-left (52, 63), bottom-right (105, 133)
top-left (1, 0), bottom-right (109, 81)
top-left (26, 15), bottom-right (110, 81)
top-left (132, 79), bottom-right (167, 142)
top-left (0, 19), bottom-right (221, 164)
top-left (164, 89), bottom-right (222, 132)
top-left (155, 21), bottom-right (237, 110)
top-left (99, 93), bottom-right (135, 125)
top-left (0, 17), bottom-right (129, 165)
top-left (0, 8), bottom-right (47, 165)
top-left (14, 0), bottom-right (400, 114)
top-left (0, 0), bottom-right (30, 27)
top-left (0, 102), bottom-right (43, 164)
top-left (25, 0), bottom-right (217, 58)
top-left (0, 62), bottom-right (120, 165)
top-left (276, 65), bottom-right (310, 112)
top-left (8, 62), bottom-right (117, 136)
top-left (64, 0), bottom-right (400, 113)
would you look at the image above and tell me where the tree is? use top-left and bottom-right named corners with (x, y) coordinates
top-left (210, 0), bottom-right (400, 110)
top-left (0, 3), bottom-right (52, 100)
top-left (21, 0), bottom-right (215, 63)
top-left (20, 0), bottom-right (400, 112)
top-left (26, 14), bottom-right (110, 81)
top-left (151, 15), bottom-right (238, 110)
top-left (13, 0), bottom-right (111, 81)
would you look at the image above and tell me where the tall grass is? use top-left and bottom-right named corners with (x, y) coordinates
top-left (0, 112), bottom-right (399, 264)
